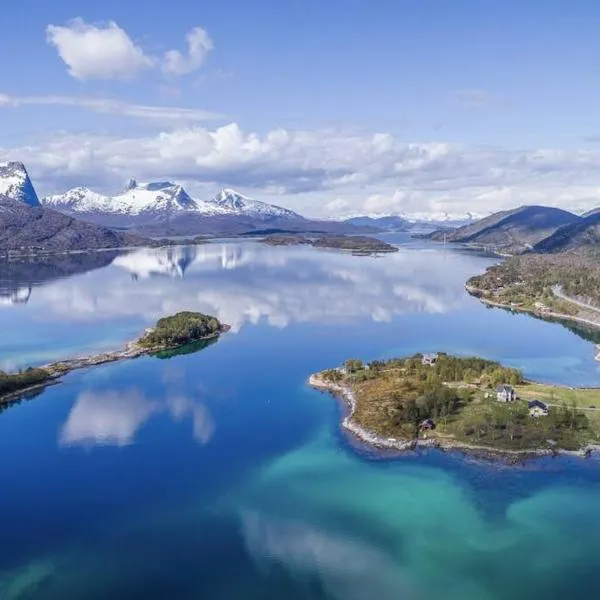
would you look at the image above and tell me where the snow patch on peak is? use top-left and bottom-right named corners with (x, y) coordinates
top-left (0, 161), bottom-right (41, 207)
top-left (210, 188), bottom-right (302, 219)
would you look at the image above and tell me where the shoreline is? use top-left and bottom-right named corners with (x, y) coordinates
top-left (466, 284), bottom-right (600, 362)
top-left (308, 374), bottom-right (599, 461)
top-left (0, 325), bottom-right (230, 406)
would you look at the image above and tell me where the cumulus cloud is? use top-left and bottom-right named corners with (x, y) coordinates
top-left (46, 19), bottom-right (214, 80)
top-left (1, 122), bottom-right (600, 217)
top-left (163, 27), bottom-right (214, 76)
top-left (0, 92), bottom-right (223, 123)
top-left (46, 18), bottom-right (155, 80)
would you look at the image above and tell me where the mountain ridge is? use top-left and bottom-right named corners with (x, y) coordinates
top-left (426, 205), bottom-right (581, 253)
top-left (532, 212), bottom-right (600, 254)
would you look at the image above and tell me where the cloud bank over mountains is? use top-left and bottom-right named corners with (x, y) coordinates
top-left (2, 122), bottom-right (600, 218)
top-left (1, 15), bottom-right (599, 219)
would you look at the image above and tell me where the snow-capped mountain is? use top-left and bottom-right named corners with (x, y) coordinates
top-left (41, 181), bottom-right (304, 229)
top-left (43, 179), bottom-right (224, 227)
top-left (211, 189), bottom-right (303, 220)
top-left (0, 161), bottom-right (41, 207)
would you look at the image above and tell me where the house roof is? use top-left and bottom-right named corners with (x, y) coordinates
top-left (528, 400), bottom-right (548, 410)
top-left (496, 385), bottom-right (514, 393)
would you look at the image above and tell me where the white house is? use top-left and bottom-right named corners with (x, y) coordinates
top-left (496, 384), bottom-right (516, 402)
top-left (421, 353), bottom-right (438, 367)
top-left (528, 400), bottom-right (549, 417)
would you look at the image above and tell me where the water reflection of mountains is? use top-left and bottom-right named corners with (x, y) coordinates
top-left (0, 246), bottom-right (200, 304)
top-left (0, 251), bottom-right (121, 305)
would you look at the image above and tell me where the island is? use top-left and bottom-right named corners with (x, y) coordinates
top-left (260, 234), bottom-right (398, 255)
top-left (310, 353), bottom-right (600, 458)
top-left (0, 311), bottom-right (229, 406)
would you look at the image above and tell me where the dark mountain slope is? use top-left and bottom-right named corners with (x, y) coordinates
top-left (0, 196), bottom-right (153, 254)
top-left (532, 212), bottom-right (600, 254)
top-left (427, 205), bottom-right (580, 253)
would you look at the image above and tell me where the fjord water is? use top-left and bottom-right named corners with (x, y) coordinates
top-left (0, 238), bottom-right (599, 600)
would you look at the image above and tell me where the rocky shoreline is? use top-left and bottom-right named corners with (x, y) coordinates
top-left (308, 373), bottom-right (599, 461)
top-left (0, 324), bottom-right (230, 406)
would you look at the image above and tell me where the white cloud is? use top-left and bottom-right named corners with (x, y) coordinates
top-left (163, 27), bottom-right (214, 76)
top-left (46, 18), bottom-right (154, 80)
top-left (0, 93), bottom-right (15, 107)
top-left (0, 92), bottom-right (224, 123)
top-left (2, 123), bottom-right (600, 217)
top-left (46, 19), bottom-right (214, 81)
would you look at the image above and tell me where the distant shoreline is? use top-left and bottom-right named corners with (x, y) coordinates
top-left (308, 373), bottom-right (599, 461)
top-left (465, 284), bottom-right (600, 362)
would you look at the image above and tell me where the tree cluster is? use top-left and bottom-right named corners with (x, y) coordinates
top-left (0, 367), bottom-right (51, 396)
top-left (139, 312), bottom-right (222, 348)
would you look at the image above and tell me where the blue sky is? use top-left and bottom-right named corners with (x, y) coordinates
top-left (2, 0), bottom-right (600, 218)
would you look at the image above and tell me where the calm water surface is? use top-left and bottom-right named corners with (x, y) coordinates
top-left (0, 237), bottom-right (599, 599)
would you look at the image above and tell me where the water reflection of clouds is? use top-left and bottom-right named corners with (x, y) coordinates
top-left (61, 364), bottom-right (216, 448)
top-left (14, 243), bottom-right (490, 332)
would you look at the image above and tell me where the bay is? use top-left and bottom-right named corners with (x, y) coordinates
top-left (0, 237), bottom-right (599, 599)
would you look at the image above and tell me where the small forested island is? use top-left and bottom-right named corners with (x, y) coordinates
top-left (261, 234), bottom-right (398, 254)
top-left (0, 311), bottom-right (228, 406)
top-left (467, 255), bottom-right (600, 337)
top-left (310, 353), bottom-right (600, 458)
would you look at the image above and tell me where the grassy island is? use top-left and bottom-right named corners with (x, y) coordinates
top-left (311, 353), bottom-right (600, 456)
top-left (0, 311), bottom-right (228, 407)
top-left (261, 234), bottom-right (398, 254)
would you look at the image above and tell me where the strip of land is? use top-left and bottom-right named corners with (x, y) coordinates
top-left (0, 312), bottom-right (229, 406)
top-left (260, 234), bottom-right (398, 254)
top-left (310, 354), bottom-right (600, 460)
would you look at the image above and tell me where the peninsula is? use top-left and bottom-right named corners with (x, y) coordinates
top-left (310, 353), bottom-right (600, 457)
top-left (466, 254), bottom-right (600, 363)
top-left (261, 234), bottom-right (398, 254)
top-left (0, 311), bottom-right (229, 406)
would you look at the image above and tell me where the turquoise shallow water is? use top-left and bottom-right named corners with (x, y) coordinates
top-left (0, 238), bottom-right (599, 599)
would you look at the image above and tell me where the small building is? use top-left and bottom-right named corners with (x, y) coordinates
top-left (528, 400), bottom-right (549, 418)
top-left (420, 418), bottom-right (436, 431)
top-left (496, 384), bottom-right (516, 403)
top-left (421, 353), bottom-right (438, 367)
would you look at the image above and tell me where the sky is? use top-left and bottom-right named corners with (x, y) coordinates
top-left (2, 0), bottom-right (600, 219)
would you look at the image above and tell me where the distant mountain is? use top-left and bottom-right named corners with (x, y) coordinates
top-left (342, 215), bottom-right (410, 232)
top-left (426, 205), bottom-right (581, 253)
top-left (0, 162), bottom-right (41, 207)
top-left (532, 212), bottom-right (600, 254)
top-left (0, 196), bottom-right (153, 254)
top-left (43, 179), bottom-right (220, 227)
top-left (583, 207), bottom-right (600, 218)
top-left (211, 189), bottom-right (302, 220)
top-left (42, 181), bottom-right (317, 233)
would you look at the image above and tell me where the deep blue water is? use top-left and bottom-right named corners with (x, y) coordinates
top-left (0, 239), bottom-right (599, 599)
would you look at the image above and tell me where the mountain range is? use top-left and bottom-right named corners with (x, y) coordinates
top-left (2, 160), bottom-right (600, 256)
top-left (426, 205), bottom-right (582, 253)
top-left (0, 162), bottom-right (156, 254)
top-left (43, 181), bottom-right (303, 229)
top-left (426, 204), bottom-right (600, 256)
